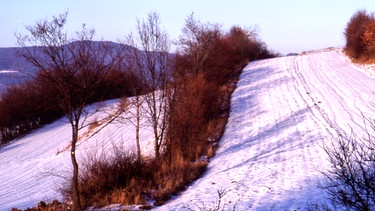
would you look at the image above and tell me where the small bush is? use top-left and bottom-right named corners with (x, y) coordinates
top-left (183, 188), bottom-right (240, 211)
top-left (314, 122), bottom-right (375, 210)
top-left (61, 142), bottom-right (148, 208)
top-left (344, 9), bottom-right (375, 62)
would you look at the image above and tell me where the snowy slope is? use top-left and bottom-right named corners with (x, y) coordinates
top-left (155, 49), bottom-right (375, 210)
top-left (0, 99), bottom-right (154, 210)
top-left (2, 49), bottom-right (375, 210)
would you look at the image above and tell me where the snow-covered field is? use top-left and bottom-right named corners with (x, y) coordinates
top-left (1, 49), bottom-right (375, 210)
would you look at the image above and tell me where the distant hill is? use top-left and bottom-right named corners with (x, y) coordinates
top-left (0, 41), bottom-right (135, 95)
top-left (0, 47), bottom-right (32, 95)
top-left (0, 47), bottom-right (33, 71)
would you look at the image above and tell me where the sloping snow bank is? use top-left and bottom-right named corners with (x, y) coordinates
top-left (156, 49), bottom-right (375, 210)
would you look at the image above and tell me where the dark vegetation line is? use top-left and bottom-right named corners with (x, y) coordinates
top-left (4, 12), bottom-right (279, 210)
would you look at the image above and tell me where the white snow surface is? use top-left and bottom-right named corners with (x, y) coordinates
top-left (1, 49), bottom-right (375, 210)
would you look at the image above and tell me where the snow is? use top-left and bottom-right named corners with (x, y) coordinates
top-left (2, 49), bottom-right (375, 210)
top-left (0, 70), bottom-right (19, 73)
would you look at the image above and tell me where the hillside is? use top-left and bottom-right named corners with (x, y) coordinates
top-left (0, 99), bottom-right (156, 210)
top-left (155, 49), bottom-right (375, 210)
top-left (1, 48), bottom-right (375, 210)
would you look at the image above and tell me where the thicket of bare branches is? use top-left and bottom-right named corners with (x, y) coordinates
top-left (311, 120), bottom-right (375, 211)
top-left (168, 14), bottom-right (278, 162)
top-left (126, 12), bottom-right (173, 160)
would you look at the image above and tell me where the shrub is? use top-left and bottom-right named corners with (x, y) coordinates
top-left (344, 9), bottom-right (375, 62)
top-left (169, 19), bottom-right (277, 164)
top-left (168, 73), bottom-right (217, 161)
top-left (183, 188), bottom-right (240, 211)
top-left (362, 20), bottom-right (375, 60)
top-left (314, 123), bottom-right (375, 210)
top-left (61, 142), bottom-right (149, 208)
top-left (0, 80), bottom-right (63, 144)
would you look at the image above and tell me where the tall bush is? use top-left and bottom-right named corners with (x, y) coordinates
top-left (362, 20), bottom-right (375, 58)
top-left (344, 9), bottom-right (375, 61)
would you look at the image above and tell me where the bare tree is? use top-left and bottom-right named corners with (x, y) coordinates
top-left (115, 90), bottom-right (144, 164)
top-left (16, 12), bottom-right (121, 210)
top-left (176, 13), bottom-right (222, 75)
top-left (126, 12), bottom-right (172, 159)
top-left (316, 118), bottom-right (375, 211)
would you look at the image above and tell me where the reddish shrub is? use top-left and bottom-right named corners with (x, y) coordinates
top-left (344, 9), bottom-right (375, 62)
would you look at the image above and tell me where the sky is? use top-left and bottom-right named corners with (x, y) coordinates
top-left (2, 0), bottom-right (375, 54)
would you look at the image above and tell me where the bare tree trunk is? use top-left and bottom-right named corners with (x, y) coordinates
top-left (135, 95), bottom-right (142, 164)
top-left (71, 122), bottom-right (81, 210)
top-left (150, 92), bottom-right (161, 159)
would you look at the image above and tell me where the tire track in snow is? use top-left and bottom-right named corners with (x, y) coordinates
top-left (295, 50), bottom-right (375, 137)
top-left (284, 54), bottom-right (339, 139)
